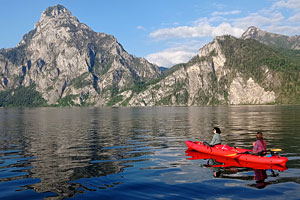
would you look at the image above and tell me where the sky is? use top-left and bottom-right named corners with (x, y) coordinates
top-left (1, 0), bottom-right (300, 68)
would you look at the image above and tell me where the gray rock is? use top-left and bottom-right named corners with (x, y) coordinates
top-left (0, 4), bottom-right (161, 106)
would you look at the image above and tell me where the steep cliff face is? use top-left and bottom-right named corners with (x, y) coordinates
top-left (126, 36), bottom-right (230, 106)
top-left (124, 35), bottom-right (299, 106)
top-left (0, 5), bottom-right (161, 106)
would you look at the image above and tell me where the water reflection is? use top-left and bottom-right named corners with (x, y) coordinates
top-left (0, 106), bottom-right (299, 199)
top-left (0, 108), bottom-right (154, 199)
top-left (186, 149), bottom-right (288, 189)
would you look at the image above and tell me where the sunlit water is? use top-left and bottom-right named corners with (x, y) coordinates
top-left (0, 106), bottom-right (299, 200)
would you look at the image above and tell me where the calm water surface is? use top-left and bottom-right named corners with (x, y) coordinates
top-left (0, 106), bottom-right (299, 199)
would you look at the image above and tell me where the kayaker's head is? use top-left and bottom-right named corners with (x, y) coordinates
top-left (256, 132), bottom-right (264, 140)
top-left (213, 127), bottom-right (221, 134)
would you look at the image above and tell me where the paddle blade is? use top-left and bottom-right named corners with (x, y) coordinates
top-left (270, 149), bottom-right (282, 152)
top-left (225, 153), bottom-right (237, 157)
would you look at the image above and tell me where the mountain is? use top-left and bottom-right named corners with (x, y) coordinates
top-left (123, 34), bottom-right (300, 106)
top-left (0, 4), bottom-right (161, 106)
top-left (241, 26), bottom-right (300, 50)
top-left (1, 6), bottom-right (300, 107)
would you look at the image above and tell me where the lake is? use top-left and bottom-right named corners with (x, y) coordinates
top-left (0, 106), bottom-right (299, 199)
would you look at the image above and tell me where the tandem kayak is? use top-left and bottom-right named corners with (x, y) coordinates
top-left (185, 141), bottom-right (288, 166)
top-left (185, 150), bottom-right (287, 171)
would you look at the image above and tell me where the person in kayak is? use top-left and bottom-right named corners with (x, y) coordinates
top-left (253, 132), bottom-right (267, 156)
top-left (209, 127), bottom-right (222, 146)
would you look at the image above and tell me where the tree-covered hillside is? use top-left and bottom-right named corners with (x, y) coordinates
top-left (218, 36), bottom-right (300, 104)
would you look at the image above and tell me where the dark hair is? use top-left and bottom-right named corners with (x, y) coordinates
top-left (214, 127), bottom-right (221, 134)
top-left (256, 132), bottom-right (264, 140)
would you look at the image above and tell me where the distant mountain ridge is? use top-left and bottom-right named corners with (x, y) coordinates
top-left (241, 26), bottom-right (300, 50)
top-left (0, 5), bottom-right (299, 107)
top-left (124, 34), bottom-right (300, 106)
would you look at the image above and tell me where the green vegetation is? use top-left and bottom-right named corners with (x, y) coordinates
top-left (154, 80), bottom-right (189, 106)
top-left (156, 95), bottom-right (172, 105)
top-left (121, 95), bottom-right (132, 106)
top-left (132, 80), bottom-right (147, 93)
top-left (219, 36), bottom-right (300, 104)
top-left (0, 46), bottom-right (26, 65)
top-left (70, 72), bottom-right (91, 89)
top-left (57, 94), bottom-right (79, 107)
top-left (46, 86), bottom-right (54, 92)
top-left (0, 85), bottom-right (47, 107)
top-left (1, 33), bottom-right (300, 107)
top-left (94, 56), bottom-right (114, 75)
top-left (107, 95), bottom-right (123, 106)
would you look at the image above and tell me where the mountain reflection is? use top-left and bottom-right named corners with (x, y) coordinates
top-left (0, 106), bottom-right (299, 199)
top-left (0, 108), bottom-right (155, 199)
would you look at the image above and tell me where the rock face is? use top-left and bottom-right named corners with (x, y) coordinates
top-left (0, 6), bottom-right (299, 107)
top-left (228, 76), bottom-right (275, 105)
top-left (0, 5), bottom-right (161, 105)
top-left (125, 34), bottom-right (299, 106)
top-left (241, 26), bottom-right (300, 50)
top-left (124, 36), bottom-right (276, 106)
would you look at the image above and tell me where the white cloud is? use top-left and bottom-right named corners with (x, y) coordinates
top-left (212, 10), bottom-right (241, 16)
top-left (288, 13), bottom-right (300, 23)
top-left (147, 0), bottom-right (300, 68)
top-left (272, 0), bottom-right (300, 10)
top-left (149, 22), bottom-right (244, 40)
top-left (149, 25), bottom-right (209, 39)
top-left (211, 23), bottom-right (244, 37)
top-left (137, 26), bottom-right (145, 30)
top-left (146, 46), bottom-right (198, 68)
top-left (233, 12), bottom-right (285, 29)
top-left (266, 25), bottom-right (300, 35)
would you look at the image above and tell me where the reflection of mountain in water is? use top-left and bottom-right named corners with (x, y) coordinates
top-left (1, 108), bottom-right (155, 199)
top-left (0, 106), bottom-right (299, 199)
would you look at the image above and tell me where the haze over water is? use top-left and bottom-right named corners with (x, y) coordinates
top-left (0, 106), bottom-right (299, 199)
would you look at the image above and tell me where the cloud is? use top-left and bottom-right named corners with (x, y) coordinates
top-left (233, 12), bottom-right (285, 29)
top-left (265, 25), bottom-right (300, 35)
top-left (232, 4), bottom-right (299, 36)
top-left (147, 1), bottom-right (300, 68)
top-left (272, 0), bottom-right (300, 10)
top-left (136, 26), bottom-right (145, 30)
top-left (288, 13), bottom-right (300, 23)
top-left (146, 46), bottom-right (198, 67)
top-left (149, 22), bottom-right (244, 40)
top-left (211, 23), bottom-right (244, 37)
top-left (150, 0), bottom-right (300, 41)
top-left (212, 10), bottom-right (241, 16)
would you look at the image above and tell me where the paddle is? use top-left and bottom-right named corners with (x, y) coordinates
top-left (225, 152), bottom-right (252, 157)
top-left (269, 149), bottom-right (282, 152)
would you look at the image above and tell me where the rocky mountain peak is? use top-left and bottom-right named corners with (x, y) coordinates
top-left (42, 4), bottom-right (72, 20)
top-left (241, 26), bottom-right (263, 39)
top-left (34, 4), bottom-right (80, 31)
top-left (241, 26), bottom-right (300, 49)
top-left (1, 4), bottom-right (161, 106)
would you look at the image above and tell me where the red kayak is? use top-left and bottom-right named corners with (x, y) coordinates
top-left (185, 150), bottom-right (287, 171)
top-left (185, 141), bottom-right (288, 166)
